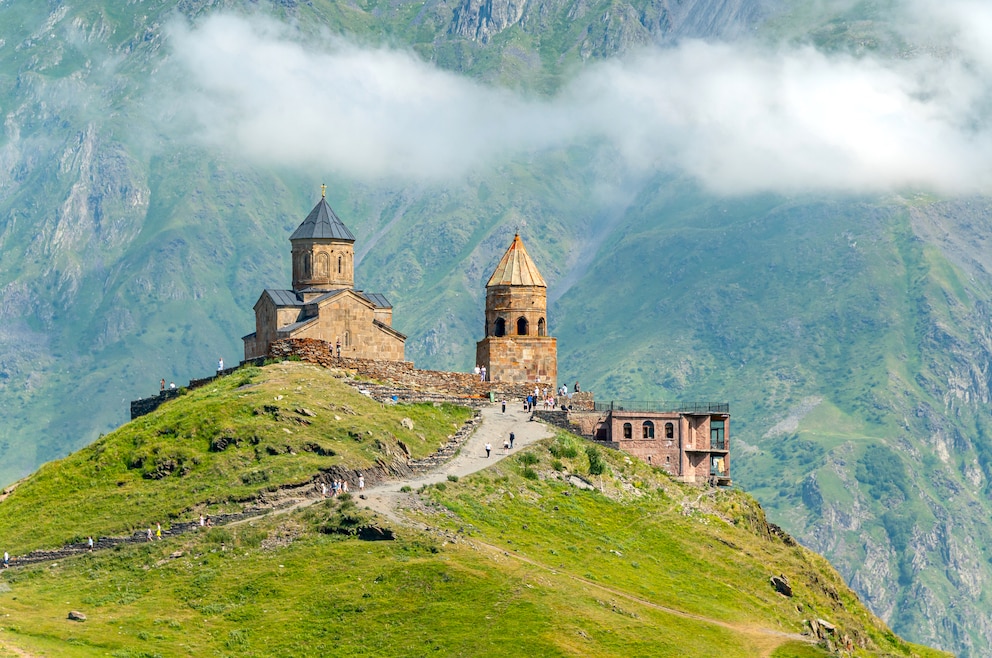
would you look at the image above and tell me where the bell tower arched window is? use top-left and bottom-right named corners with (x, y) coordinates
top-left (623, 423), bottom-right (632, 439)
top-left (538, 318), bottom-right (546, 336)
top-left (338, 255), bottom-right (342, 274)
top-left (494, 317), bottom-right (506, 337)
top-left (665, 422), bottom-right (674, 439)
top-left (643, 421), bottom-right (655, 439)
top-left (517, 317), bottom-right (529, 336)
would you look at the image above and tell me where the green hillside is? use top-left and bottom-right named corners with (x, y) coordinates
top-left (0, 362), bottom-right (946, 657)
top-left (0, 0), bottom-right (990, 654)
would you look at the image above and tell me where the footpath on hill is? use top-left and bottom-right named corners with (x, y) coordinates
top-left (357, 401), bottom-right (552, 522)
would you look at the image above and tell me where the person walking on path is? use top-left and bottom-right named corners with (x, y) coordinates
top-left (3, 552), bottom-right (8, 568)
top-left (503, 438), bottom-right (510, 453)
top-left (501, 399), bottom-right (506, 413)
top-left (336, 340), bottom-right (342, 358)
top-left (358, 474), bottom-right (365, 492)
top-left (218, 358), bottom-right (224, 372)
top-left (88, 536), bottom-right (94, 552)
top-left (156, 523), bottom-right (162, 540)
top-left (509, 432), bottom-right (515, 449)
top-left (160, 378), bottom-right (165, 391)
top-left (485, 442), bottom-right (492, 458)
top-left (147, 527), bottom-right (153, 542)
top-left (321, 482), bottom-right (328, 498)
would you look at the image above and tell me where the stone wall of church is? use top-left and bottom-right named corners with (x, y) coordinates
top-left (291, 240), bottom-right (354, 290)
top-left (476, 336), bottom-right (557, 384)
top-left (294, 297), bottom-right (404, 362)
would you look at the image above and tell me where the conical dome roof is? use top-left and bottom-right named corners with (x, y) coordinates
top-left (486, 234), bottom-right (547, 287)
top-left (290, 196), bottom-right (355, 242)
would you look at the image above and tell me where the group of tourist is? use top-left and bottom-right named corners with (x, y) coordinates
top-left (473, 365), bottom-right (487, 381)
top-left (320, 474), bottom-right (365, 498)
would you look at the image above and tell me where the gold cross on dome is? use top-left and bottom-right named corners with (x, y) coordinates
top-left (321, 183), bottom-right (326, 198)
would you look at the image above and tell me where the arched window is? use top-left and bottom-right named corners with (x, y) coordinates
top-left (303, 253), bottom-right (312, 278)
top-left (643, 421), bottom-right (655, 439)
top-left (622, 423), bottom-right (632, 439)
top-left (517, 317), bottom-right (529, 336)
top-left (538, 318), bottom-right (546, 337)
top-left (338, 255), bottom-right (342, 274)
top-left (494, 317), bottom-right (506, 337)
top-left (343, 331), bottom-right (350, 347)
top-left (665, 422), bottom-right (674, 439)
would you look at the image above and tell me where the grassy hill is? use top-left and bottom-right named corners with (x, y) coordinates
top-left (0, 362), bottom-right (946, 657)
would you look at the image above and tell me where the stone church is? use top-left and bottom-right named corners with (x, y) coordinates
top-left (476, 234), bottom-right (557, 384)
top-left (243, 191), bottom-right (406, 361)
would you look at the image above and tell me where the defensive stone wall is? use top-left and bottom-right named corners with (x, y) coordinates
top-left (129, 365), bottom-right (243, 420)
top-left (269, 338), bottom-right (542, 399)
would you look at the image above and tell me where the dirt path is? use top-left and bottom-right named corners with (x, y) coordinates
top-left (358, 401), bottom-right (553, 522)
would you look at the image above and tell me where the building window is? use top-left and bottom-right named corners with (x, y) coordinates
top-left (317, 252), bottom-right (329, 277)
top-left (344, 331), bottom-right (351, 347)
top-left (711, 420), bottom-right (725, 450)
top-left (665, 422), bottom-right (674, 439)
top-left (622, 423), bottom-right (632, 439)
top-left (517, 316), bottom-right (529, 336)
top-left (643, 421), bottom-right (655, 439)
top-left (538, 318), bottom-right (546, 336)
top-left (338, 255), bottom-right (342, 274)
top-left (494, 317), bottom-right (506, 337)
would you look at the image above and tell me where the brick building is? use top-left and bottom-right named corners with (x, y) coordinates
top-left (243, 190), bottom-right (406, 361)
top-left (476, 234), bottom-right (557, 384)
top-left (557, 402), bottom-right (730, 485)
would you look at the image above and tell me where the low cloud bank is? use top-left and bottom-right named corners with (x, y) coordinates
top-left (160, 3), bottom-right (992, 195)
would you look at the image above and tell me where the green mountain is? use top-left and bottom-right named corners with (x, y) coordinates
top-left (1, 0), bottom-right (990, 654)
top-left (0, 362), bottom-right (947, 657)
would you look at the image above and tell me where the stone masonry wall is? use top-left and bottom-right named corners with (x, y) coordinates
top-left (269, 338), bottom-right (540, 399)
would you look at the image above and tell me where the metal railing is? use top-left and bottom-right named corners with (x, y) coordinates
top-left (593, 401), bottom-right (730, 414)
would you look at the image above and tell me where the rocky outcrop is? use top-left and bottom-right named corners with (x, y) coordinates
top-left (452, 0), bottom-right (528, 42)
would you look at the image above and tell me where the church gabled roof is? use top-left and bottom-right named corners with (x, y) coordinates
top-left (290, 195), bottom-right (356, 242)
top-left (486, 234), bottom-right (547, 287)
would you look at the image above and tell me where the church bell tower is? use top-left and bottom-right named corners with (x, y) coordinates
top-left (476, 234), bottom-right (557, 384)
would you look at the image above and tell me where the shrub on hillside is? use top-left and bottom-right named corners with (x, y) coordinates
top-left (549, 438), bottom-right (579, 459)
top-left (518, 453), bottom-right (539, 466)
top-left (586, 446), bottom-right (606, 476)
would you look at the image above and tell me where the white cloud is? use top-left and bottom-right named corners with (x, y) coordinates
top-left (158, 4), bottom-right (992, 195)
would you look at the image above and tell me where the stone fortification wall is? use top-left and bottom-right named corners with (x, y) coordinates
top-left (130, 365), bottom-right (243, 420)
top-left (269, 338), bottom-right (539, 399)
top-left (532, 409), bottom-right (605, 438)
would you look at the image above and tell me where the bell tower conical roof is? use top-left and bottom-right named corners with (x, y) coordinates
top-left (290, 195), bottom-right (356, 242)
top-left (486, 234), bottom-right (547, 287)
